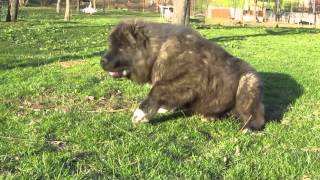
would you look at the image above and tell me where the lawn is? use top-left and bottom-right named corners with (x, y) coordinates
top-left (0, 7), bottom-right (320, 179)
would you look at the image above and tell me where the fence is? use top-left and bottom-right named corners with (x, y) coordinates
top-left (206, 0), bottom-right (320, 25)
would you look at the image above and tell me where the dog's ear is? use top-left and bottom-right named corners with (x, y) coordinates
top-left (133, 23), bottom-right (148, 48)
top-left (113, 21), bottom-right (148, 48)
top-left (123, 30), bottom-right (136, 46)
top-left (125, 21), bottom-right (148, 48)
top-left (110, 22), bottom-right (136, 47)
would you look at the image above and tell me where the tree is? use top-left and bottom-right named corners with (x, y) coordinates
top-left (77, 0), bottom-right (80, 12)
top-left (6, 0), bottom-right (19, 22)
top-left (64, 0), bottom-right (70, 21)
top-left (40, 0), bottom-right (47, 6)
top-left (254, 0), bottom-right (257, 19)
top-left (262, 0), bottom-right (267, 21)
top-left (313, 0), bottom-right (317, 27)
top-left (172, 0), bottom-right (191, 25)
top-left (19, 0), bottom-right (29, 7)
top-left (56, 0), bottom-right (61, 13)
top-left (103, 0), bottom-right (110, 12)
top-left (143, 0), bottom-right (145, 12)
top-left (103, 0), bottom-right (106, 12)
top-left (275, 0), bottom-right (280, 21)
top-left (93, 0), bottom-right (96, 9)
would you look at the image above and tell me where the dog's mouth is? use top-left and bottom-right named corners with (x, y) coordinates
top-left (109, 70), bottom-right (129, 78)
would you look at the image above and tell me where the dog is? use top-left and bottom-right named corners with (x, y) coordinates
top-left (101, 21), bottom-right (265, 130)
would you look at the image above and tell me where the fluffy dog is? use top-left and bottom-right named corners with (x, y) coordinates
top-left (101, 21), bottom-right (265, 130)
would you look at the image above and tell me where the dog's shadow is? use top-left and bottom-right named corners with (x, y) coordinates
top-left (151, 72), bottom-right (303, 124)
top-left (261, 72), bottom-right (303, 121)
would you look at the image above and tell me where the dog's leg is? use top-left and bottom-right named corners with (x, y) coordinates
top-left (235, 72), bottom-right (265, 130)
top-left (132, 81), bottom-right (196, 124)
top-left (132, 93), bottom-right (160, 124)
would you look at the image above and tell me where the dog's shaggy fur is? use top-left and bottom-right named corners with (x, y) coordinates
top-left (101, 21), bottom-right (265, 130)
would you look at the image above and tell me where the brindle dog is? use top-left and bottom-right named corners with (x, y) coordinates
top-left (101, 21), bottom-right (265, 130)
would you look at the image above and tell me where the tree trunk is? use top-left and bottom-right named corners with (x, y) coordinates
top-left (40, 0), bottom-right (47, 6)
top-left (254, 0), bottom-right (257, 20)
top-left (313, 0), bottom-right (317, 27)
top-left (11, 0), bottom-right (18, 21)
top-left (77, 0), bottom-right (80, 12)
top-left (289, 0), bottom-right (293, 23)
top-left (6, 0), bottom-right (12, 22)
top-left (275, 0), bottom-right (280, 22)
top-left (64, 0), bottom-right (70, 21)
top-left (172, 0), bottom-right (190, 25)
top-left (56, 0), bottom-right (61, 13)
top-left (192, 0), bottom-right (195, 16)
top-left (143, 0), bottom-right (145, 12)
top-left (6, 0), bottom-right (19, 22)
top-left (172, 0), bottom-right (185, 24)
top-left (233, 0), bottom-right (237, 20)
top-left (241, 0), bottom-right (245, 25)
top-left (185, 0), bottom-right (190, 25)
top-left (262, 0), bottom-right (266, 22)
top-left (25, 0), bottom-right (29, 6)
top-left (103, 0), bottom-right (106, 13)
top-left (19, 0), bottom-right (25, 7)
top-left (93, 0), bottom-right (96, 9)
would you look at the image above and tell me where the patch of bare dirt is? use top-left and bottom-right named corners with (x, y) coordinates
top-left (59, 60), bottom-right (85, 68)
top-left (3, 91), bottom-right (133, 114)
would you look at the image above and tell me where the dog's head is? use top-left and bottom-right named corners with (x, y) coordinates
top-left (101, 21), bottom-right (151, 83)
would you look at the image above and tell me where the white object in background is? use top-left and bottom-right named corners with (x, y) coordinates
top-left (159, 5), bottom-right (174, 21)
top-left (81, 2), bottom-right (97, 14)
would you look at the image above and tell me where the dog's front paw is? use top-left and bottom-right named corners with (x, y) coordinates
top-left (157, 107), bottom-right (170, 114)
top-left (132, 108), bottom-right (149, 124)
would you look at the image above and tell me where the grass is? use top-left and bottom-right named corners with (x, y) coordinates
top-left (1, 7), bottom-right (320, 179)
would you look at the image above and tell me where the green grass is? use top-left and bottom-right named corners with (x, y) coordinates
top-left (1, 7), bottom-right (320, 179)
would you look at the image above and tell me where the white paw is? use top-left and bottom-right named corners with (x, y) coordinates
top-left (241, 128), bottom-right (252, 134)
top-left (157, 107), bottom-right (169, 114)
top-left (132, 108), bottom-right (149, 124)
